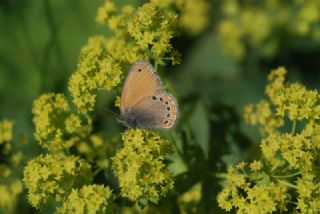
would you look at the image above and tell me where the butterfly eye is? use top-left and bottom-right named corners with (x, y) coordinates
top-left (167, 114), bottom-right (170, 117)
top-left (165, 101), bottom-right (168, 104)
top-left (167, 107), bottom-right (170, 111)
top-left (160, 97), bottom-right (163, 101)
top-left (152, 96), bottom-right (156, 100)
top-left (138, 68), bottom-right (142, 72)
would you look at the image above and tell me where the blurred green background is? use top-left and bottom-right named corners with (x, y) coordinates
top-left (1, 0), bottom-right (320, 213)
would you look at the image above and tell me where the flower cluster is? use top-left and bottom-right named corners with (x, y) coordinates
top-left (24, 0), bottom-right (179, 212)
top-left (127, 3), bottom-right (178, 59)
top-left (151, 0), bottom-right (210, 35)
top-left (217, 0), bottom-right (320, 59)
top-left (76, 134), bottom-right (120, 170)
top-left (243, 100), bottom-right (283, 135)
top-left (95, 0), bottom-right (181, 66)
top-left (112, 129), bottom-right (174, 205)
top-left (69, 0), bottom-right (184, 115)
top-left (178, 183), bottom-right (202, 213)
top-left (0, 119), bottom-right (14, 144)
top-left (0, 180), bottom-right (23, 213)
top-left (0, 120), bottom-right (23, 213)
top-left (266, 68), bottom-right (320, 121)
top-left (217, 162), bottom-right (288, 213)
top-left (218, 67), bottom-right (320, 213)
top-left (23, 154), bottom-right (92, 209)
top-left (32, 93), bottom-right (85, 151)
top-left (56, 185), bottom-right (116, 214)
top-left (0, 119), bottom-right (14, 158)
top-left (68, 37), bottom-right (122, 115)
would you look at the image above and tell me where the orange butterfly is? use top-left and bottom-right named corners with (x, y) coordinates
top-left (118, 61), bottom-right (178, 129)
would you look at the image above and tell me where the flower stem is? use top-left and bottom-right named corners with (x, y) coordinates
top-left (271, 160), bottom-right (281, 173)
top-left (93, 168), bottom-right (103, 177)
top-left (272, 171), bottom-right (301, 179)
top-left (215, 173), bottom-right (227, 178)
top-left (276, 179), bottom-right (298, 189)
top-left (291, 120), bottom-right (297, 135)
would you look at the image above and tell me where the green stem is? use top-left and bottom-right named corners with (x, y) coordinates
top-left (161, 57), bottom-right (173, 60)
top-left (272, 171), bottom-right (301, 179)
top-left (215, 173), bottom-right (227, 178)
top-left (93, 168), bottom-right (103, 177)
top-left (168, 130), bottom-right (183, 156)
top-left (276, 179), bottom-right (298, 189)
top-left (270, 160), bottom-right (281, 173)
top-left (291, 120), bottom-right (297, 135)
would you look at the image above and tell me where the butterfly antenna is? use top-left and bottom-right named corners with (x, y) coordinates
top-left (105, 108), bottom-right (119, 118)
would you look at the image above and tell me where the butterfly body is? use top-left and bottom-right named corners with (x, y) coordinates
top-left (117, 108), bottom-right (157, 129)
top-left (119, 61), bottom-right (178, 129)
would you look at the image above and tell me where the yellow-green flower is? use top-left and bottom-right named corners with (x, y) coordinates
top-left (0, 180), bottom-right (23, 213)
top-left (151, 0), bottom-right (210, 35)
top-left (216, 1), bottom-right (320, 59)
top-left (0, 119), bottom-right (14, 144)
top-left (244, 100), bottom-right (284, 135)
top-left (178, 183), bottom-right (202, 213)
top-left (218, 166), bottom-right (287, 213)
top-left (96, 0), bottom-right (116, 24)
top-left (219, 67), bottom-right (320, 213)
top-left (55, 185), bottom-right (116, 214)
top-left (266, 67), bottom-right (320, 121)
top-left (68, 36), bottom-right (122, 115)
top-left (127, 3), bottom-right (179, 60)
top-left (76, 134), bottom-right (120, 170)
top-left (112, 128), bottom-right (174, 205)
top-left (249, 160), bottom-right (263, 172)
top-left (179, 0), bottom-right (209, 35)
top-left (23, 154), bottom-right (92, 209)
top-left (32, 93), bottom-right (83, 151)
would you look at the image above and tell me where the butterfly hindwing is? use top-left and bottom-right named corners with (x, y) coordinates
top-left (130, 92), bottom-right (178, 129)
top-left (120, 61), bottom-right (162, 114)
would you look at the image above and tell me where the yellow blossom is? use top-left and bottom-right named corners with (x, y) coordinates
top-left (0, 180), bottom-right (23, 213)
top-left (178, 183), bottom-right (202, 214)
top-left (112, 128), bottom-right (174, 205)
top-left (32, 93), bottom-right (82, 151)
top-left (0, 119), bottom-right (14, 143)
top-left (219, 67), bottom-right (320, 213)
top-left (127, 3), bottom-right (179, 60)
top-left (249, 160), bottom-right (263, 171)
top-left (23, 154), bottom-right (92, 209)
top-left (55, 185), bottom-right (116, 214)
top-left (218, 19), bottom-right (245, 59)
top-left (179, 0), bottom-right (209, 35)
top-left (96, 0), bottom-right (116, 24)
top-left (68, 36), bottom-right (122, 115)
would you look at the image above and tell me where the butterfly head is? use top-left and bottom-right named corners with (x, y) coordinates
top-left (116, 113), bottom-right (134, 128)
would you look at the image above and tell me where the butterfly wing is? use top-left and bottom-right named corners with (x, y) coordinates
top-left (120, 61), bottom-right (162, 114)
top-left (130, 92), bottom-right (178, 129)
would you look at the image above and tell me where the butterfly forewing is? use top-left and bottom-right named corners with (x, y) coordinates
top-left (120, 61), bottom-right (162, 114)
top-left (130, 92), bottom-right (178, 129)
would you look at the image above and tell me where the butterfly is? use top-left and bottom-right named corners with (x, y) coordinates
top-left (117, 61), bottom-right (178, 129)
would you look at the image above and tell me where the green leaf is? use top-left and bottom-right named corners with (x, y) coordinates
top-left (189, 101), bottom-right (210, 158)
